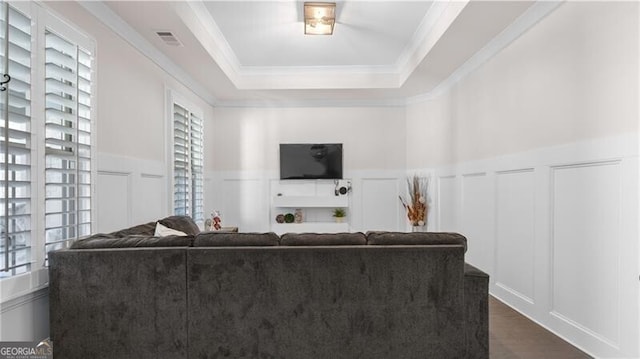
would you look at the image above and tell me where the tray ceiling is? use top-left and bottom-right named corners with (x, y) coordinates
top-left (91, 0), bottom-right (556, 106)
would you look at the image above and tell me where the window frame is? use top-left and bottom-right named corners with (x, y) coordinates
top-left (166, 89), bottom-right (204, 226)
top-left (0, 1), bottom-right (96, 301)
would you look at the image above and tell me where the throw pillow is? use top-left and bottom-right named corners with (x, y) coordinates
top-left (154, 222), bottom-right (188, 237)
top-left (157, 215), bottom-right (201, 235)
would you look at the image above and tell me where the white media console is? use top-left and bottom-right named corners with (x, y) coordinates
top-left (270, 179), bottom-right (351, 235)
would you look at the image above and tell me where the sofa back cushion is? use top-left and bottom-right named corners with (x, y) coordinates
top-left (107, 216), bottom-right (200, 239)
top-left (70, 233), bottom-right (193, 249)
top-left (158, 215), bottom-right (201, 236)
top-left (110, 221), bottom-right (157, 237)
top-left (366, 231), bottom-right (467, 252)
top-left (280, 232), bottom-right (366, 246)
top-left (194, 232), bottom-right (280, 247)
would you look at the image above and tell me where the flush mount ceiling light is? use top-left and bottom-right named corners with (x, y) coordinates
top-left (304, 2), bottom-right (336, 35)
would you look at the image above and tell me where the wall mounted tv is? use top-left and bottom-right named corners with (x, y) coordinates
top-left (279, 143), bottom-right (343, 180)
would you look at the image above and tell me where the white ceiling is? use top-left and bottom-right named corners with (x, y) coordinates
top-left (93, 0), bottom-right (554, 106)
top-left (202, 1), bottom-right (434, 67)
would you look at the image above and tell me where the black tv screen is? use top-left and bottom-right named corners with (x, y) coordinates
top-left (280, 143), bottom-right (343, 180)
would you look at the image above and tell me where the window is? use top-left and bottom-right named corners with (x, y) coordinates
top-left (0, 2), bottom-right (94, 280)
top-left (44, 30), bottom-right (93, 254)
top-left (0, 4), bottom-right (32, 277)
top-left (172, 101), bottom-right (203, 223)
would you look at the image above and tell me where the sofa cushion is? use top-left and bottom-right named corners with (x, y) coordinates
top-left (366, 231), bottom-right (467, 252)
top-left (109, 221), bottom-right (156, 237)
top-left (194, 232), bottom-right (280, 247)
top-left (70, 233), bottom-right (193, 249)
top-left (158, 215), bottom-right (200, 236)
top-left (280, 232), bottom-right (366, 246)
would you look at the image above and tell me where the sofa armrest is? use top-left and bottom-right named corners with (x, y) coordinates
top-left (464, 262), bottom-right (489, 359)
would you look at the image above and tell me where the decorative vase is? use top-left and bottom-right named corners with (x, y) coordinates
top-left (284, 213), bottom-right (295, 223)
top-left (410, 219), bottom-right (426, 232)
top-left (294, 209), bottom-right (303, 223)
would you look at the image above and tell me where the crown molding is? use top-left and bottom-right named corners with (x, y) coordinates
top-left (173, 1), bottom-right (402, 90)
top-left (78, 1), bottom-right (219, 107)
top-left (173, 1), bottom-right (243, 87)
top-left (175, 0), bottom-right (400, 90)
top-left (176, 0), bottom-right (466, 91)
top-left (396, 0), bottom-right (469, 85)
top-left (234, 0), bottom-right (563, 109)
top-left (214, 97), bottom-right (406, 109)
top-left (233, 68), bottom-right (400, 90)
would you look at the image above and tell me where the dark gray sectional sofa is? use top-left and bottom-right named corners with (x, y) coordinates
top-left (49, 216), bottom-right (489, 359)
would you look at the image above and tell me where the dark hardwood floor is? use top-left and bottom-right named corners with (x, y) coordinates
top-left (490, 296), bottom-right (592, 359)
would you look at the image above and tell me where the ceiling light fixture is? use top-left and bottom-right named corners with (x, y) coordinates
top-left (304, 2), bottom-right (336, 35)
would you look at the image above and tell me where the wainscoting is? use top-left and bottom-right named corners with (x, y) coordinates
top-left (205, 170), bottom-right (409, 233)
top-left (432, 134), bottom-right (639, 358)
top-left (97, 153), bottom-right (168, 232)
top-left (0, 287), bottom-right (49, 341)
top-left (5, 135), bottom-right (636, 356)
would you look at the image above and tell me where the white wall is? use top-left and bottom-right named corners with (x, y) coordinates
top-left (408, 2), bottom-right (638, 168)
top-left (44, 3), bottom-right (215, 164)
top-left (206, 106), bottom-right (412, 233)
top-left (407, 2), bottom-right (639, 358)
top-left (208, 106), bottom-right (406, 172)
top-left (0, 289), bottom-right (49, 341)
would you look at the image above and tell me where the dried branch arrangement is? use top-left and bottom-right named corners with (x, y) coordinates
top-left (399, 175), bottom-right (429, 226)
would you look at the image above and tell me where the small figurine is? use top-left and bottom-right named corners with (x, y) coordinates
top-left (212, 211), bottom-right (222, 230)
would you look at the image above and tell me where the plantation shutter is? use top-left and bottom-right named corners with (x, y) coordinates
top-left (44, 30), bottom-right (92, 254)
top-left (0, 4), bottom-right (31, 276)
top-left (173, 102), bottom-right (203, 222)
top-left (190, 112), bottom-right (203, 223)
top-left (173, 103), bottom-right (190, 216)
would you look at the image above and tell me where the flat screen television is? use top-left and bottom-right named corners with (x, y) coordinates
top-left (279, 143), bottom-right (343, 180)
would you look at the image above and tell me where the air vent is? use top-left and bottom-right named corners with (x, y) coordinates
top-left (156, 31), bottom-right (183, 47)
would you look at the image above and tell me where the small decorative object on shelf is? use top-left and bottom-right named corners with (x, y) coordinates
top-left (399, 175), bottom-right (430, 230)
top-left (294, 209), bottom-right (303, 223)
top-left (334, 180), bottom-right (352, 196)
top-left (332, 208), bottom-right (346, 223)
top-left (284, 213), bottom-right (295, 223)
top-left (275, 214), bottom-right (285, 223)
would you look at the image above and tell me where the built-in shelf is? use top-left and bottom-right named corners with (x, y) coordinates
top-left (270, 179), bottom-right (352, 234)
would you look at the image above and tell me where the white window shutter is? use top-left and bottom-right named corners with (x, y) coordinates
top-left (0, 4), bottom-right (31, 277)
top-left (173, 102), bottom-right (203, 223)
top-left (190, 112), bottom-right (203, 223)
top-left (43, 29), bottom-right (92, 255)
